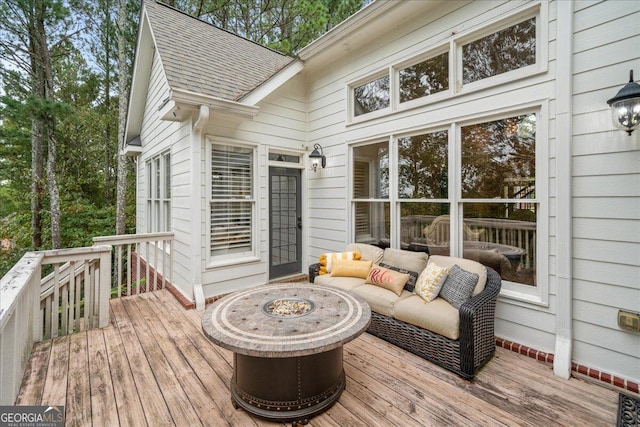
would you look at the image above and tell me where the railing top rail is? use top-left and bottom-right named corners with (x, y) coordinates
top-left (93, 232), bottom-right (174, 246)
top-left (0, 252), bottom-right (44, 330)
top-left (40, 245), bottom-right (113, 265)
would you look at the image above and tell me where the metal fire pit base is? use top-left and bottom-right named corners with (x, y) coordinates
top-left (231, 347), bottom-right (344, 425)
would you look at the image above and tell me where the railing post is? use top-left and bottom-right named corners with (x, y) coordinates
top-left (98, 247), bottom-right (112, 328)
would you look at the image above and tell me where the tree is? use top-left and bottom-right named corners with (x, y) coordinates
top-left (170, 0), bottom-right (365, 55)
top-left (0, 0), bottom-right (84, 249)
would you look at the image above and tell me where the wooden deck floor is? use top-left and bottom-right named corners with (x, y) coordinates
top-left (17, 289), bottom-right (619, 426)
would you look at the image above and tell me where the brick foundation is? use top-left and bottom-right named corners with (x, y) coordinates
top-left (496, 337), bottom-right (639, 395)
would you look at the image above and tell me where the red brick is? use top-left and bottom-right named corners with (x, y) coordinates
top-left (628, 381), bottom-right (639, 394)
top-left (588, 368), bottom-right (600, 380)
top-left (614, 376), bottom-right (625, 388)
top-left (601, 373), bottom-right (612, 384)
top-left (577, 365), bottom-right (588, 375)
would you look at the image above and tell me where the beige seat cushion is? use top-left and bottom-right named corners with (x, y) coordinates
top-left (393, 295), bottom-right (460, 340)
top-left (346, 243), bottom-right (384, 264)
top-left (314, 274), bottom-right (366, 291)
top-left (351, 285), bottom-right (412, 318)
top-left (381, 248), bottom-right (428, 273)
top-left (427, 255), bottom-right (487, 296)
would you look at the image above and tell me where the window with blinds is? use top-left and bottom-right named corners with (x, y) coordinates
top-left (210, 144), bottom-right (255, 257)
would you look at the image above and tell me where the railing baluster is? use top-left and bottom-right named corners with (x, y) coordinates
top-left (68, 261), bottom-right (75, 333)
top-left (145, 241), bottom-right (150, 292)
top-left (52, 264), bottom-right (60, 338)
top-left (126, 244), bottom-right (132, 296)
top-left (136, 242), bottom-right (141, 295)
top-left (116, 244), bottom-right (123, 298)
top-left (153, 241), bottom-right (158, 291)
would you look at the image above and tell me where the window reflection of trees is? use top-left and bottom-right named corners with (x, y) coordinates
top-left (463, 17), bottom-right (536, 84)
top-left (398, 130), bottom-right (448, 200)
top-left (461, 114), bottom-right (536, 201)
top-left (354, 76), bottom-right (390, 116)
top-left (399, 52), bottom-right (449, 103)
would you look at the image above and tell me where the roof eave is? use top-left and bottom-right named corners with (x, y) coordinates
top-left (159, 88), bottom-right (260, 121)
top-left (297, 0), bottom-right (396, 61)
top-left (239, 59), bottom-right (305, 105)
top-left (124, 3), bottom-right (153, 147)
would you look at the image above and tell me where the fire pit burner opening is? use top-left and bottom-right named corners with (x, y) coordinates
top-left (263, 298), bottom-right (315, 318)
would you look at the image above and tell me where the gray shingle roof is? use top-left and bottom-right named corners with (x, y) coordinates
top-left (144, 1), bottom-right (295, 101)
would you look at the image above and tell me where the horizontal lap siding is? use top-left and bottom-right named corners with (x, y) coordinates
top-left (306, 0), bottom-right (558, 353)
top-left (137, 52), bottom-right (171, 234)
top-left (138, 52), bottom-right (193, 298)
top-left (199, 76), bottom-right (307, 298)
top-left (570, 0), bottom-right (640, 382)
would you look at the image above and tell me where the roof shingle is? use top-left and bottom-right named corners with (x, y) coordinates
top-left (144, 1), bottom-right (295, 101)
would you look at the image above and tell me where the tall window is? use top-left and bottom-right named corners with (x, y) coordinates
top-left (146, 151), bottom-right (171, 233)
top-left (352, 142), bottom-right (389, 244)
top-left (351, 112), bottom-right (539, 288)
top-left (209, 143), bottom-right (255, 259)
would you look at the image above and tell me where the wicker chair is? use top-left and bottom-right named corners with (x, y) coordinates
top-left (309, 264), bottom-right (501, 379)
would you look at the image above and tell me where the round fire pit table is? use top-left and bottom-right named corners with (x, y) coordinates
top-left (202, 283), bottom-right (371, 426)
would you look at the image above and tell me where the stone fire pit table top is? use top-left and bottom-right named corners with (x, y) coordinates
top-left (202, 283), bottom-right (371, 358)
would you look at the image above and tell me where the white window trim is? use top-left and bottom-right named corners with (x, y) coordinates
top-left (206, 137), bottom-right (260, 268)
top-left (455, 3), bottom-right (547, 95)
top-left (348, 101), bottom-right (549, 306)
top-left (146, 150), bottom-right (172, 236)
top-left (348, 68), bottom-right (393, 125)
top-left (346, 1), bottom-right (547, 124)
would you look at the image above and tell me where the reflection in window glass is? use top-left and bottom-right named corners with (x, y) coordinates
top-left (461, 114), bottom-right (536, 199)
top-left (398, 130), bottom-right (448, 199)
top-left (463, 17), bottom-right (536, 84)
top-left (400, 203), bottom-right (450, 253)
top-left (463, 203), bottom-right (536, 286)
top-left (354, 201), bottom-right (390, 247)
top-left (353, 142), bottom-right (389, 199)
top-left (399, 52), bottom-right (449, 103)
top-left (354, 75), bottom-right (390, 116)
top-left (268, 153), bottom-right (300, 163)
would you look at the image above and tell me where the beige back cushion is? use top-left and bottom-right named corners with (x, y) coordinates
top-left (428, 255), bottom-right (487, 296)
top-left (381, 248), bottom-right (429, 274)
top-left (346, 243), bottom-right (384, 264)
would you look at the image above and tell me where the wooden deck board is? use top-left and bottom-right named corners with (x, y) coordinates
top-left (17, 289), bottom-right (619, 426)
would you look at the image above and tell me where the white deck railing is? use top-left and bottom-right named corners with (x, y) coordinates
top-left (0, 232), bottom-right (174, 406)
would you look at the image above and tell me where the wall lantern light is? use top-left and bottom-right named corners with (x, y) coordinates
top-left (607, 70), bottom-right (640, 135)
top-left (309, 143), bottom-right (326, 172)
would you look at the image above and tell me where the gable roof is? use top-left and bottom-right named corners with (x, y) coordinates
top-left (124, 1), bottom-right (297, 149)
top-left (145, 1), bottom-right (295, 102)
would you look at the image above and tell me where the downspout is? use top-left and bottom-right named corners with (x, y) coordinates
top-left (554, 0), bottom-right (573, 379)
top-left (192, 105), bottom-right (209, 311)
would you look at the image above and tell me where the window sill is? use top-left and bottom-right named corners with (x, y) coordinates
top-left (499, 286), bottom-right (549, 308)
top-left (206, 256), bottom-right (261, 270)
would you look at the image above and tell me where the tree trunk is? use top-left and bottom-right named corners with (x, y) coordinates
top-left (33, 1), bottom-right (61, 248)
top-left (30, 111), bottom-right (44, 249)
top-left (115, 0), bottom-right (128, 235)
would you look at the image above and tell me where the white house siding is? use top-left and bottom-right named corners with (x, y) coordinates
top-left (305, 0), bottom-right (565, 354)
top-left (197, 75), bottom-right (308, 298)
top-left (137, 51), bottom-right (193, 298)
top-left (569, 0), bottom-right (640, 382)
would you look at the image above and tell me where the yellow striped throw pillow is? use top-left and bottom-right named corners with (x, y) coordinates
top-left (318, 251), bottom-right (361, 275)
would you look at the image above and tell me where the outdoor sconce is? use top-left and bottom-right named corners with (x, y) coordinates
top-left (607, 70), bottom-right (640, 135)
top-left (309, 143), bottom-right (326, 172)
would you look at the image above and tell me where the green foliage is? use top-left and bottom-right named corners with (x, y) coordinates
top-left (174, 0), bottom-right (365, 55)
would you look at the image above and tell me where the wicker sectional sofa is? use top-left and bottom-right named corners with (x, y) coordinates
top-left (309, 243), bottom-right (501, 379)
